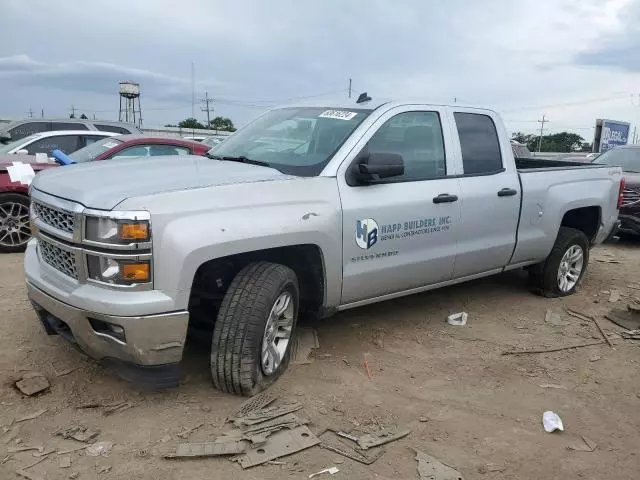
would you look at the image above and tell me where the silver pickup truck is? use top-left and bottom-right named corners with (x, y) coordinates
top-left (25, 100), bottom-right (623, 396)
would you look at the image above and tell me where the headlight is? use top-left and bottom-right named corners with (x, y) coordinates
top-left (84, 216), bottom-right (150, 244)
top-left (87, 255), bottom-right (151, 285)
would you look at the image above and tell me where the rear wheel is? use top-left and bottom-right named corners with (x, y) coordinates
top-left (529, 227), bottom-right (589, 297)
top-left (210, 261), bottom-right (299, 396)
top-left (0, 193), bottom-right (31, 253)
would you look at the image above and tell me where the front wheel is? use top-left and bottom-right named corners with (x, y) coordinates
top-left (210, 261), bottom-right (299, 396)
top-left (0, 193), bottom-right (31, 253)
top-left (529, 227), bottom-right (589, 297)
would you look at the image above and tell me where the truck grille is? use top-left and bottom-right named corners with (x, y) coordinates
top-left (38, 239), bottom-right (78, 280)
top-left (622, 188), bottom-right (640, 207)
top-left (32, 202), bottom-right (75, 235)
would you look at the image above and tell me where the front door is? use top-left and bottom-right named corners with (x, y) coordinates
top-left (337, 108), bottom-right (462, 305)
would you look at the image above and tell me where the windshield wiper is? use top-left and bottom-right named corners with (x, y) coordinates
top-left (206, 153), bottom-right (270, 167)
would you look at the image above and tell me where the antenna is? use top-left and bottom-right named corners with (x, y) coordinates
top-left (356, 92), bottom-right (371, 104)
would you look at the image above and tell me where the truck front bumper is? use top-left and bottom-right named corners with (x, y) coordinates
top-left (25, 241), bottom-right (189, 388)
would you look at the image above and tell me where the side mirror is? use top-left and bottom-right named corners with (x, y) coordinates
top-left (15, 149), bottom-right (29, 155)
top-left (354, 152), bottom-right (404, 184)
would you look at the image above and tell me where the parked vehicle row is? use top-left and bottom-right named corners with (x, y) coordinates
top-left (0, 131), bottom-right (118, 158)
top-left (0, 135), bottom-right (209, 252)
top-left (0, 119), bottom-right (141, 143)
top-left (25, 100), bottom-right (623, 396)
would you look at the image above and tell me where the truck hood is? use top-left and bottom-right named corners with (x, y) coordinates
top-left (32, 156), bottom-right (292, 210)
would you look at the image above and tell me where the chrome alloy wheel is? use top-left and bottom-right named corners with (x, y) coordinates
top-left (557, 244), bottom-right (584, 292)
top-left (0, 202), bottom-right (31, 248)
top-left (261, 291), bottom-right (294, 375)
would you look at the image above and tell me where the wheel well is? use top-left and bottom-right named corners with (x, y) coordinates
top-left (561, 206), bottom-right (600, 242)
top-left (188, 245), bottom-right (325, 329)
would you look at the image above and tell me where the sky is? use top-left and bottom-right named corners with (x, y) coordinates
top-left (1, 0), bottom-right (640, 141)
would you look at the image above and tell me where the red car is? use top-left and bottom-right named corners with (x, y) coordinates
top-left (0, 135), bottom-right (210, 253)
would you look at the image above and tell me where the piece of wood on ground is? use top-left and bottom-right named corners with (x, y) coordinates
top-left (164, 436), bottom-right (248, 458)
top-left (605, 309), bottom-right (640, 331)
top-left (15, 470), bottom-right (43, 480)
top-left (233, 401), bottom-right (302, 427)
top-left (414, 449), bottom-right (465, 480)
top-left (104, 401), bottom-right (136, 416)
top-left (502, 341), bottom-right (604, 355)
top-left (566, 308), bottom-right (614, 348)
top-left (568, 435), bottom-right (597, 452)
top-left (176, 423), bottom-right (204, 439)
top-left (292, 327), bottom-right (320, 365)
top-left (15, 409), bottom-right (47, 423)
top-left (236, 426), bottom-right (320, 469)
top-left (55, 425), bottom-right (100, 443)
top-left (357, 428), bottom-right (411, 450)
top-left (14, 375), bottom-right (50, 396)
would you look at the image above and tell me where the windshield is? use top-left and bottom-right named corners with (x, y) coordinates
top-left (208, 107), bottom-right (372, 176)
top-left (69, 137), bottom-right (124, 163)
top-left (595, 147), bottom-right (640, 172)
top-left (0, 133), bottom-right (43, 154)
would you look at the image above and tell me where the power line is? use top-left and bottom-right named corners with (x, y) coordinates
top-left (201, 91), bottom-right (214, 126)
top-left (503, 93), bottom-right (634, 113)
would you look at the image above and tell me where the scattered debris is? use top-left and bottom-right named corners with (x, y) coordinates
top-left (233, 392), bottom-right (277, 418)
top-left (609, 290), bottom-right (621, 303)
top-left (233, 401), bottom-right (303, 427)
top-left (164, 437), bottom-right (248, 458)
top-left (478, 464), bottom-right (506, 474)
top-left (502, 341), bottom-right (604, 355)
top-left (242, 413), bottom-right (309, 443)
top-left (59, 456), bottom-right (71, 468)
top-left (605, 309), bottom-right (640, 331)
top-left (565, 308), bottom-right (614, 348)
top-left (309, 466), bottom-right (340, 478)
top-left (14, 373), bottom-right (50, 396)
top-left (355, 428), bottom-right (411, 450)
top-left (104, 401), bottom-right (136, 416)
top-left (8, 445), bottom-right (44, 454)
top-left (69, 472), bottom-right (79, 479)
top-left (57, 445), bottom-right (88, 455)
top-left (292, 327), bottom-right (320, 365)
top-left (594, 258), bottom-right (620, 264)
top-left (96, 465), bottom-right (111, 474)
top-left (15, 409), bottom-right (47, 423)
top-left (2, 426), bottom-right (20, 444)
top-left (318, 407), bottom-right (328, 415)
top-left (621, 330), bottom-right (640, 340)
top-left (542, 411), bottom-right (564, 433)
top-left (414, 449), bottom-right (465, 480)
top-left (56, 425), bottom-right (100, 443)
top-left (318, 430), bottom-right (384, 465)
top-left (568, 435), bottom-right (597, 452)
top-left (545, 310), bottom-right (568, 327)
top-left (372, 329), bottom-right (385, 349)
top-left (135, 448), bottom-right (149, 458)
top-left (363, 353), bottom-right (373, 380)
top-left (446, 312), bottom-right (468, 326)
top-left (86, 441), bottom-right (113, 457)
top-left (1, 455), bottom-right (11, 464)
top-left (539, 384), bottom-right (567, 390)
top-left (176, 423), bottom-right (204, 439)
top-left (266, 460), bottom-right (286, 465)
top-left (18, 454), bottom-right (50, 470)
top-left (53, 365), bottom-right (78, 377)
top-left (419, 416), bottom-right (429, 423)
top-left (589, 354), bottom-right (601, 362)
top-left (234, 426), bottom-right (320, 469)
top-left (15, 469), bottom-right (43, 480)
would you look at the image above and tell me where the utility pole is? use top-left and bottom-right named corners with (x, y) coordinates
top-left (348, 78), bottom-right (352, 99)
top-left (537, 114), bottom-right (548, 153)
top-left (70, 105), bottom-right (77, 118)
top-left (27, 108), bottom-right (34, 118)
top-left (191, 62), bottom-right (195, 119)
top-left (41, 109), bottom-right (44, 118)
top-left (201, 91), bottom-right (214, 127)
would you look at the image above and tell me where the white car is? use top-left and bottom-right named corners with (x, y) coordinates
top-left (0, 130), bottom-right (119, 158)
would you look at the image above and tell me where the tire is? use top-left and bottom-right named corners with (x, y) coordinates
top-left (0, 193), bottom-right (31, 253)
top-left (529, 227), bottom-right (589, 298)
top-left (211, 261), bottom-right (299, 396)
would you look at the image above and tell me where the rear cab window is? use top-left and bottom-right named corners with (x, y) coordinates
top-left (454, 113), bottom-right (503, 175)
top-left (95, 124), bottom-right (132, 134)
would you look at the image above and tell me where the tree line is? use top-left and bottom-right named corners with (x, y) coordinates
top-left (165, 117), bottom-right (236, 132)
top-left (512, 131), bottom-right (592, 152)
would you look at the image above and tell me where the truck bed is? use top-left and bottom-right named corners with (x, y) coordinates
top-left (515, 157), bottom-right (595, 170)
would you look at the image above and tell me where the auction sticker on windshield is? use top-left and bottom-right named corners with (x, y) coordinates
top-left (319, 110), bottom-right (358, 121)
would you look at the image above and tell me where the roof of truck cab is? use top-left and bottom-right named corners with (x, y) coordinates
top-left (282, 98), bottom-right (498, 114)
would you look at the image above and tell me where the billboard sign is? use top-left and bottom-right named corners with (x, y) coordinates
top-left (593, 119), bottom-right (630, 153)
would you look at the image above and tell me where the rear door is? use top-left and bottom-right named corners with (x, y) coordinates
top-left (337, 106), bottom-right (462, 304)
top-left (25, 135), bottom-right (81, 156)
top-left (450, 110), bottom-right (521, 278)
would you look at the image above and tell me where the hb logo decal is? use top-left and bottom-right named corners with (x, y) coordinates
top-left (355, 219), bottom-right (378, 249)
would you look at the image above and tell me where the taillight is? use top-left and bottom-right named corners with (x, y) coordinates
top-left (617, 177), bottom-right (625, 209)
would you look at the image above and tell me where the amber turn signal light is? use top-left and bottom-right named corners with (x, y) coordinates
top-left (119, 223), bottom-right (149, 241)
top-left (121, 262), bottom-right (150, 282)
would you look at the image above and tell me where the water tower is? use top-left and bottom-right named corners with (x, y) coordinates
top-left (118, 81), bottom-right (142, 127)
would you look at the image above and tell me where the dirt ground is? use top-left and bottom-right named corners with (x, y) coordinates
top-left (1, 239), bottom-right (639, 480)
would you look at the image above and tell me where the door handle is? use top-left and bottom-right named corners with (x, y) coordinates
top-left (497, 188), bottom-right (518, 197)
top-left (433, 193), bottom-right (458, 204)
